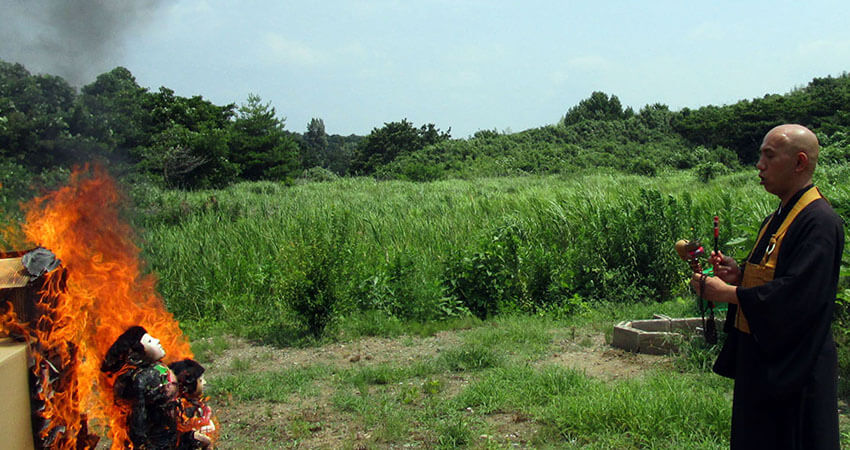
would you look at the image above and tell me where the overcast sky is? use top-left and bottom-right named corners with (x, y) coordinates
top-left (2, 0), bottom-right (849, 137)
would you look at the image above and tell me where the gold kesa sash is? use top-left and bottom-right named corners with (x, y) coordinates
top-left (736, 187), bottom-right (825, 333)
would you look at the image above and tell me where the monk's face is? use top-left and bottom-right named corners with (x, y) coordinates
top-left (756, 128), bottom-right (798, 198)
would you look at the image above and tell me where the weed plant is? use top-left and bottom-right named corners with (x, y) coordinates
top-left (437, 344), bottom-right (505, 372)
top-left (536, 372), bottom-right (731, 448)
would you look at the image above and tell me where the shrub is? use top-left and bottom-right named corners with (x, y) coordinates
top-left (630, 159), bottom-right (657, 177)
top-left (696, 162), bottom-right (730, 182)
top-left (284, 219), bottom-right (349, 338)
top-left (285, 241), bottom-right (339, 338)
top-left (565, 189), bottom-right (684, 303)
top-left (398, 161), bottom-right (444, 182)
top-left (713, 145), bottom-right (741, 169)
top-left (820, 137), bottom-right (850, 165)
top-left (442, 220), bottom-right (583, 318)
top-left (442, 223), bottom-right (523, 319)
top-left (356, 252), bottom-right (444, 321)
top-left (299, 166), bottom-right (339, 182)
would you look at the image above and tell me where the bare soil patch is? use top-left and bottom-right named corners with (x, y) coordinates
top-left (543, 331), bottom-right (675, 381)
top-left (209, 331), bottom-right (463, 376)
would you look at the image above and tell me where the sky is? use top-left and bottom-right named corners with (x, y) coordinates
top-left (2, 0), bottom-right (850, 138)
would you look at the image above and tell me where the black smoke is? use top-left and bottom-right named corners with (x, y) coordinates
top-left (0, 0), bottom-right (165, 86)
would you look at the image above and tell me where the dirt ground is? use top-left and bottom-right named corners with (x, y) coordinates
top-left (204, 328), bottom-right (675, 448)
top-left (207, 327), bottom-right (670, 381)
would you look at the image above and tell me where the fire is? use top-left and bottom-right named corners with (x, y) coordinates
top-left (1, 165), bottom-right (193, 448)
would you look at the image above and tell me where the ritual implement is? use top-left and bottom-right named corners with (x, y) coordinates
top-left (675, 239), bottom-right (717, 345)
top-left (714, 216), bottom-right (720, 256)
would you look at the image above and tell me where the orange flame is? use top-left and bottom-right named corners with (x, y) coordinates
top-left (4, 165), bottom-right (193, 448)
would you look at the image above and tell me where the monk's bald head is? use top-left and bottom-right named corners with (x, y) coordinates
top-left (762, 124), bottom-right (819, 175)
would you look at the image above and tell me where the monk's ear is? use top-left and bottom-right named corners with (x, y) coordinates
top-left (795, 151), bottom-right (809, 173)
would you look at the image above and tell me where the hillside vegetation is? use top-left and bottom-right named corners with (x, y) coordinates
top-left (2, 59), bottom-right (849, 191)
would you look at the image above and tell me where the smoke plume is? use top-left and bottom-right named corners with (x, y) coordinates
top-left (0, 0), bottom-right (165, 86)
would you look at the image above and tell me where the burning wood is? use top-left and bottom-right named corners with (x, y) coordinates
top-left (0, 248), bottom-right (91, 449)
top-left (0, 166), bottom-right (215, 449)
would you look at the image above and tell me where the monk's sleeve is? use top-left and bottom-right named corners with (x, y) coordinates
top-left (735, 206), bottom-right (843, 359)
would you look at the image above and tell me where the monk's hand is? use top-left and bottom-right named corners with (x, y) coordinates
top-left (690, 273), bottom-right (738, 304)
top-left (710, 251), bottom-right (742, 286)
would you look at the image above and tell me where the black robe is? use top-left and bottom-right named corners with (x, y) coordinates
top-left (115, 363), bottom-right (180, 449)
top-left (715, 185), bottom-right (844, 450)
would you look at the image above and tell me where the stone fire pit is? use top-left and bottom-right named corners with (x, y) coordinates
top-left (612, 314), bottom-right (724, 355)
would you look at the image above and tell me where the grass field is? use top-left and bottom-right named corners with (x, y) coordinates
top-left (123, 167), bottom-right (850, 448)
top-left (131, 168), bottom-right (849, 345)
top-left (196, 301), bottom-right (745, 449)
top-left (192, 301), bottom-right (850, 448)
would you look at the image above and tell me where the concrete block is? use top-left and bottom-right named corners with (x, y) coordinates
top-left (611, 321), bottom-right (639, 352)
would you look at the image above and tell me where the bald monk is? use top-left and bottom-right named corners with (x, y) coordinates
top-left (693, 124), bottom-right (844, 449)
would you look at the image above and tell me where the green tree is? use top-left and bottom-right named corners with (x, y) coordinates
top-left (93, 79), bottom-right (240, 188)
top-left (350, 119), bottom-right (450, 175)
top-left (0, 60), bottom-right (92, 169)
top-left (229, 94), bottom-right (300, 181)
top-left (672, 73), bottom-right (850, 163)
top-left (143, 86), bottom-right (235, 135)
top-left (139, 124), bottom-right (237, 189)
top-left (73, 66), bottom-right (149, 155)
top-left (638, 103), bottom-right (674, 132)
top-left (302, 117), bottom-right (328, 169)
top-left (563, 91), bottom-right (633, 125)
top-left (326, 134), bottom-right (363, 175)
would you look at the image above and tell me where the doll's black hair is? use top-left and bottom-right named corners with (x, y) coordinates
top-left (168, 359), bottom-right (206, 395)
top-left (101, 326), bottom-right (148, 374)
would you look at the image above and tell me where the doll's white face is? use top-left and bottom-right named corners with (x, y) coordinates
top-left (196, 375), bottom-right (207, 394)
top-left (141, 333), bottom-right (166, 361)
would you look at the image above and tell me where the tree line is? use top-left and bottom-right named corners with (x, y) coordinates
top-left (2, 58), bottom-right (849, 191)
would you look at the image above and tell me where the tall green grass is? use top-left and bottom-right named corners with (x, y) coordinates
top-left (535, 371), bottom-right (731, 448)
top-left (454, 364), bottom-right (731, 448)
top-left (129, 169), bottom-right (850, 345)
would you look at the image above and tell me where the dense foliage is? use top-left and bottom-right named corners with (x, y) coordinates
top-left (351, 119), bottom-right (451, 175)
top-left (0, 60), bottom-right (361, 192)
top-left (672, 75), bottom-right (850, 164)
top-left (122, 171), bottom-right (848, 341)
top-left (3, 58), bottom-right (849, 193)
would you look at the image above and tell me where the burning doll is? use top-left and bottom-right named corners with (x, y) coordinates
top-left (101, 326), bottom-right (205, 449)
top-left (169, 359), bottom-right (217, 448)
